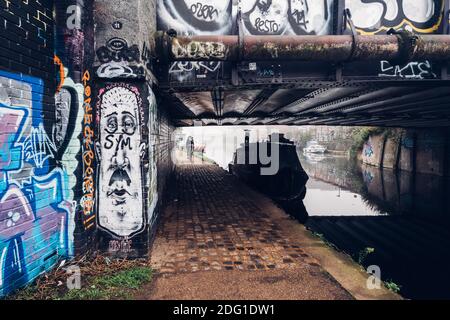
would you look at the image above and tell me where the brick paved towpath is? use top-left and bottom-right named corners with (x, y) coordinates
top-left (141, 164), bottom-right (354, 300)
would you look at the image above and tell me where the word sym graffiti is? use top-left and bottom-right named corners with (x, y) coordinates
top-left (96, 84), bottom-right (147, 238)
top-left (0, 71), bottom-right (73, 296)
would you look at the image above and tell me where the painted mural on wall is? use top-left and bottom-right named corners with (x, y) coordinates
top-left (0, 71), bottom-right (74, 296)
top-left (54, 57), bottom-right (86, 204)
top-left (242, 0), bottom-right (334, 35)
top-left (54, 0), bottom-right (96, 233)
top-left (95, 37), bottom-right (148, 79)
top-left (95, 84), bottom-right (148, 238)
top-left (81, 71), bottom-right (96, 230)
top-left (345, 0), bottom-right (444, 80)
top-left (345, 0), bottom-right (445, 35)
top-left (157, 0), bottom-right (334, 84)
top-left (157, 0), bottom-right (233, 35)
top-left (157, 0), bottom-right (233, 83)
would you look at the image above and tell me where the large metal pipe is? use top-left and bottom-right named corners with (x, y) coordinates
top-left (155, 32), bottom-right (450, 63)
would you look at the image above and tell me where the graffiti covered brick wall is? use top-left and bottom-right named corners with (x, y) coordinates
top-left (54, 0), bottom-right (97, 252)
top-left (0, 0), bottom-right (96, 296)
top-left (0, 0), bottom-right (74, 295)
top-left (0, 72), bottom-right (75, 296)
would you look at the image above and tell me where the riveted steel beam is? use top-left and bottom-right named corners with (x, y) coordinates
top-left (155, 32), bottom-right (450, 63)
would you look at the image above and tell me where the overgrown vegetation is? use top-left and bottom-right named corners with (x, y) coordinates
top-left (62, 267), bottom-right (152, 300)
top-left (7, 255), bottom-right (153, 300)
top-left (384, 280), bottom-right (402, 293)
top-left (349, 127), bottom-right (405, 160)
top-left (357, 247), bottom-right (375, 264)
top-left (349, 127), bottom-right (386, 158)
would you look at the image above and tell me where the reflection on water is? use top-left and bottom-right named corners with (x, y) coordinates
top-left (304, 179), bottom-right (387, 217)
top-left (300, 152), bottom-right (450, 300)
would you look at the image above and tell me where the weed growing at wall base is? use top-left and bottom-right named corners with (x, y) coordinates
top-left (6, 256), bottom-right (153, 300)
top-left (62, 267), bottom-right (153, 300)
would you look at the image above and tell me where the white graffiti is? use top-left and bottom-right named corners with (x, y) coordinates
top-left (242, 0), bottom-right (334, 35)
top-left (346, 0), bottom-right (443, 34)
top-left (23, 124), bottom-right (57, 169)
top-left (157, 0), bottom-right (232, 35)
top-left (97, 85), bottom-right (145, 237)
top-left (172, 40), bottom-right (227, 60)
top-left (96, 62), bottom-right (137, 78)
top-left (379, 60), bottom-right (437, 79)
top-left (169, 61), bottom-right (221, 74)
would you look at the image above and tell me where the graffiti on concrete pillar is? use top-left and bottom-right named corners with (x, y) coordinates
top-left (345, 0), bottom-right (445, 35)
top-left (96, 84), bottom-right (147, 237)
top-left (96, 38), bottom-right (141, 64)
top-left (96, 38), bottom-right (145, 78)
top-left (157, 0), bottom-right (233, 35)
top-left (242, 0), bottom-right (334, 35)
top-left (0, 71), bottom-right (73, 296)
top-left (81, 71), bottom-right (96, 230)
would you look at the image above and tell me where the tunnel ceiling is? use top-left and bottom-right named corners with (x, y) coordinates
top-left (160, 84), bottom-right (450, 128)
top-left (156, 0), bottom-right (450, 128)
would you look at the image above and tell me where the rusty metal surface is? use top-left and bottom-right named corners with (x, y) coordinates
top-left (159, 33), bottom-right (450, 62)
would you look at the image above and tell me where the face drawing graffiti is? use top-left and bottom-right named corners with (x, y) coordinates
top-left (97, 86), bottom-right (145, 237)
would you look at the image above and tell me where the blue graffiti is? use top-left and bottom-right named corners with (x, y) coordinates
top-left (402, 137), bottom-right (414, 149)
top-left (363, 170), bottom-right (374, 184)
top-left (0, 71), bottom-right (73, 296)
top-left (363, 142), bottom-right (374, 158)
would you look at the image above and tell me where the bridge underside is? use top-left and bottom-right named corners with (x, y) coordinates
top-left (162, 83), bottom-right (450, 128)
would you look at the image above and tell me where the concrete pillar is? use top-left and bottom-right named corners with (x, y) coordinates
top-left (93, 0), bottom-right (156, 81)
top-left (399, 130), bottom-right (416, 173)
top-left (93, 0), bottom-right (159, 258)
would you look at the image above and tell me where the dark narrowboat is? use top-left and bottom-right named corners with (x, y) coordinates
top-left (229, 132), bottom-right (309, 221)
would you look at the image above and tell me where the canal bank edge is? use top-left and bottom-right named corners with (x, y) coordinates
top-left (244, 177), bottom-right (403, 301)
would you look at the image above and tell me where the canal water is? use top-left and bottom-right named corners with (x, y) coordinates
top-left (176, 127), bottom-right (450, 299)
top-left (299, 152), bottom-right (450, 300)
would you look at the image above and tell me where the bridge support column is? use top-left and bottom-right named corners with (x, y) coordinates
top-left (92, 0), bottom-right (171, 258)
